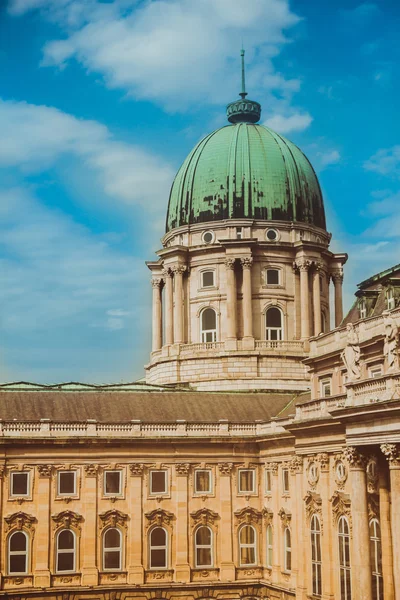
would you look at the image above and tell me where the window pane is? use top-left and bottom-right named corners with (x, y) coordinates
top-left (240, 547), bottom-right (255, 565)
top-left (105, 549), bottom-right (120, 570)
top-left (151, 527), bottom-right (166, 546)
top-left (240, 525), bottom-right (254, 544)
top-left (57, 551), bottom-right (74, 572)
top-left (151, 548), bottom-right (166, 568)
top-left (196, 526), bottom-right (211, 545)
top-left (202, 271), bottom-right (214, 287)
top-left (10, 532), bottom-right (27, 552)
top-left (105, 529), bottom-right (120, 549)
top-left (10, 554), bottom-right (26, 574)
top-left (197, 547), bottom-right (212, 566)
top-left (266, 307), bottom-right (282, 327)
top-left (265, 470), bottom-right (271, 492)
top-left (267, 269), bottom-right (279, 285)
top-left (12, 473), bottom-right (28, 495)
top-left (202, 308), bottom-right (216, 330)
top-left (239, 470), bottom-right (254, 492)
top-left (286, 550), bottom-right (291, 571)
top-left (195, 470), bottom-right (211, 493)
top-left (151, 471), bottom-right (167, 493)
top-left (105, 471), bottom-right (121, 494)
top-left (59, 472), bottom-right (75, 495)
top-left (58, 530), bottom-right (74, 550)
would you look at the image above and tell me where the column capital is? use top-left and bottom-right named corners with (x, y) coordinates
top-left (294, 257), bottom-right (312, 271)
top-left (313, 260), bottom-right (324, 272)
top-left (343, 446), bottom-right (368, 470)
top-left (172, 264), bottom-right (187, 275)
top-left (151, 277), bottom-right (163, 288)
top-left (381, 443), bottom-right (400, 468)
top-left (224, 257), bottom-right (236, 270)
top-left (330, 268), bottom-right (344, 283)
top-left (161, 266), bottom-right (172, 278)
top-left (240, 256), bottom-right (253, 270)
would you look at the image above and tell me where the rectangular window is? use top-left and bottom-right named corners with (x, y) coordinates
top-left (282, 468), bottom-right (290, 494)
top-left (238, 469), bottom-right (255, 493)
top-left (387, 289), bottom-right (395, 310)
top-left (104, 471), bottom-right (122, 496)
top-left (58, 471), bottom-right (76, 496)
top-left (194, 470), bottom-right (212, 494)
top-left (10, 472), bottom-right (29, 497)
top-left (150, 470), bottom-right (168, 495)
top-left (201, 270), bottom-right (215, 288)
top-left (359, 300), bottom-right (367, 319)
top-left (236, 227), bottom-right (243, 239)
top-left (370, 365), bottom-right (383, 378)
top-left (320, 378), bottom-right (332, 398)
top-left (266, 269), bottom-right (280, 285)
top-left (265, 470), bottom-right (272, 494)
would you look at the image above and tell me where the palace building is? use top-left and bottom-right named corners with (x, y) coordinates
top-left (0, 56), bottom-right (399, 600)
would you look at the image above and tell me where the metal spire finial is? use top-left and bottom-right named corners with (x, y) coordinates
top-left (240, 47), bottom-right (247, 99)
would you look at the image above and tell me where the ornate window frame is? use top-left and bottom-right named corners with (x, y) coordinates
top-left (103, 469), bottom-right (124, 499)
top-left (264, 304), bottom-right (285, 341)
top-left (199, 268), bottom-right (217, 291)
top-left (190, 508), bottom-right (219, 570)
top-left (55, 529), bottom-right (77, 574)
top-left (99, 509), bottom-right (128, 573)
top-left (102, 527), bottom-right (124, 572)
top-left (148, 526), bottom-right (169, 570)
top-left (199, 306), bottom-right (218, 343)
top-left (51, 510), bottom-right (83, 575)
top-left (5, 512), bottom-right (36, 576)
top-left (194, 525), bottom-right (214, 568)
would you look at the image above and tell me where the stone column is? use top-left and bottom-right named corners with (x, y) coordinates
top-left (378, 465), bottom-right (394, 600)
top-left (163, 268), bottom-right (174, 345)
top-left (175, 464), bottom-right (191, 581)
top-left (34, 465), bottom-right (52, 587)
top-left (332, 269), bottom-right (344, 327)
top-left (381, 443), bottom-right (400, 599)
top-left (218, 463), bottom-right (235, 580)
top-left (127, 464), bottom-right (144, 584)
top-left (173, 265), bottom-right (186, 344)
top-left (313, 263), bottom-right (322, 336)
top-left (81, 464), bottom-right (99, 585)
top-left (291, 457), bottom-right (305, 599)
top-left (151, 278), bottom-right (163, 352)
top-left (240, 257), bottom-right (253, 339)
top-left (224, 258), bottom-right (237, 340)
top-left (296, 259), bottom-right (311, 339)
top-left (344, 447), bottom-right (372, 600)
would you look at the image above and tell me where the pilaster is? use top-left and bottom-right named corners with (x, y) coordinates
top-left (175, 464), bottom-right (191, 581)
top-left (381, 443), bottom-right (400, 599)
top-left (81, 464), bottom-right (99, 585)
top-left (218, 463), bottom-right (235, 580)
top-left (34, 465), bottom-right (52, 587)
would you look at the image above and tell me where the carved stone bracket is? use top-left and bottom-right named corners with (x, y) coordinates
top-left (240, 257), bottom-right (253, 270)
top-left (5, 512), bottom-right (36, 532)
top-left (234, 507), bottom-right (263, 528)
top-left (262, 507), bottom-right (273, 526)
top-left (343, 446), bottom-right (368, 470)
top-left (52, 510), bottom-right (83, 531)
top-left (84, 464), bottom-right (99, 478)
top-left (175, 463), bottom-right (191, 476)
top-left (289, 455), bottom-right (303, 475)
top-left (190, 508), bottom-right (219, 526)
top-left (37, 464), bottom-right (53, 477)
top-left (99, 509), bottom-right (128, 530)
top-left (278, 508), bottom-right (292, 528)
top-left (329, 491), bottom-right (352, 530)
top-left (381, 443), bottom-right (400, 468)
top-left (145, 509), bottom-right (174, 529)
top-left (266, 462), bottom-right (279, 476)
top-left (129, 463), bottom-right (145, 476)
top-left (304, 491), bottom-right (323, 527)
top-left (316, 452), bottom-right (329, 472)
top-left (218, 462), bottom-right (234, 476)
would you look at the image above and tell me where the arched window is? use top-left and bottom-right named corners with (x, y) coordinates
top-left (195, 526), bottom-right (213, 567)
top-left (103, 528), bottom-right (122, 571)
top-left (201, 308), bottom-right (217, 343)
top-left (321, 312), bottom-right (327, 333)
top-left (266, 307), bottom-right (283, 341)
top-left (311, 515), bottom-right (322, 596)
top-left (8, 531), bottom-right (28, 575)
top-left (369, 519), bottom-right (383, 600)
top-left (338, 516), bottom-right (351, 600)
top-left (266, 525), bottom-right (273, 568)
top-left (149, 527), bottom-right (167, 569)
top-left (284, 527), bottom-right (291, 572)
top-left (239, 524), bottom-right (256, 566)
top-left (56, 529), bottom-right (76, 572)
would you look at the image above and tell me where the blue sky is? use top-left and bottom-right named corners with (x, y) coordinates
top-left (0, 0), bottom-right (399, 383)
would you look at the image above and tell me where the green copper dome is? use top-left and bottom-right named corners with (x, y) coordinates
top-left (166, 122), bottom-right (326, 233)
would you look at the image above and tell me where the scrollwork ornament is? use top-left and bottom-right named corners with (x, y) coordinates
top-left (316, 452), bottom-right (329, 472)
top-left (99, 509), bottom-right (128, 530)
top-left (145, 509), bottom-right (174, 529)
top-left (304, 491), bottom-right (323, 528)
top-left (224, 258), bottom-right (236, 270)
top-left (190, 508), bottom-right (219, 526)
top-left (84, 464), bottom-right (98, 478)
top-left (343, 446), bottom-right (368, 470)
top-left (333, 457), bottom-right (348, 490)
top-left (172, 264), bottom-right (187, 276)
top-left (175, 463), bottom-right (191, 476)
top-left (129, 463), bottom-right (145, 476)
top-left (289, 455), bottom-right (303, 475)
top-left (5, 512), bottom-right (36, 532)
top-left (218, 462), bottom-right (234, 475)
top-left (267, 462), bottom-right (279, 476)
top-left (381, 443), bottom-right (400, 468)
top-left (240, 257), bottom-right (253, 270)
top-left (234, 507), bottom-right (263, 528)
top-left (295, 258), bottom-right (312, 272)
top-left (278, 508), bottom-right (292, 528)
top-left (330, 491), bottom-right (352, 531)
top-left (331, 268), bottom-right (344, 284)
top-left (37, 464), bottom-right (52, 477)
top-left (262, 507), bottom-right (273, 526)
top-left (52, 510), bottom-right (83, 531)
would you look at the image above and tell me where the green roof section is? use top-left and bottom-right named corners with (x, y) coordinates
top-left (166, 122), bottom-right (326, 232)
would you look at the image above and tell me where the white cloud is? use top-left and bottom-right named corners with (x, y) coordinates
top-left (318, 149), bottom-right (341, 167)
top-left (0, 98), bottom-right (175, 210)
top-left (364, 146), bottom-right (400, 177)
top-left (264, 112), bottom-right (312, 134)
top-left (9, 0), bottom-right (302, 110)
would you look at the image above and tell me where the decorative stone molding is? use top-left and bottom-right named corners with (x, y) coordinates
top-left (341, 323), bottom-right (361, 380)
top-left (5, 511), bottom-right (36, 532)
top-left (52, 510), bottom-right (83, 531)
top-left (383, 312), bottom-right (400, 370)
top-left (330, 268), bottom-right (344, 284)
top-left (304, 491), bottom-right (322, 528)
top-left (218, 462), bottom-right (234, 475)
top-left (333, 457), bottom-right (348, 490)
top-left (289, 455), bottom-right (303, 475)
top-left (175, 463), bottom-right (191, 476)
top-left (262, 507), bottom-right (273, 526)
top-left (129, 463), bottom-right (145, 476)
top-left (0, 463), bottom-right (6, 478)
top-left (316, 452), bottom-right (329, 472)
top-left (234, 507), bottom-right (263, 528)
top-left (295, 258), bottom-right (312, 272)
top-left (84, 464), bottom-right (98, 477)
top-left (366, 456), bottom-right (379, 493)
top-left (172, 264), bottom-right (187, 275)
top-left (161, 266), bottom-right (172, 278)
top-left (381, 443), bottom-right (400, 468)
top-left (99, 509), bottom-right (128, 530)
top-left (37, 464), bottom-right (52, 477)
top-left (190, 508), bottom-right (219, 526)
top-left (306, 460), bottom-right (319, 488)
top-left (313, 260), bottom-right (324, 272)
top-left (278, 508), bottom-right (292, 528)
top-left (330, 491), bottom-right (351, 530)
top-left (266, 462), bottom-right (279, 476)
top-left (145, 509), bottom-right (174, 529)
top-left (240, 257), bottom-right (253, 270)
top-left (224, 258), bottom-right (236, 270)
top-left (151, 278), bottom-right (163, 288)
top-left (343, 446), bottom-right (368, 470)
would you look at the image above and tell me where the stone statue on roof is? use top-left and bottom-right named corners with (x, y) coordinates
top-left (341, 323), bottom-right (361, 380)
top-left (383, 312), bottom-right (399, 371)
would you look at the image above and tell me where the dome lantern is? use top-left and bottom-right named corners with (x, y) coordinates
top-left (226, 49), bottom-right (261, 124)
